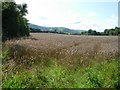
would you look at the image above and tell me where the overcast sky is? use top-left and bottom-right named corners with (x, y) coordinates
top-left (15, 0), bottom-right (119, 32)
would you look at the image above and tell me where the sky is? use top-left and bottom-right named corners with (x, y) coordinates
top-left (15, 0), bottom-right (119, 32)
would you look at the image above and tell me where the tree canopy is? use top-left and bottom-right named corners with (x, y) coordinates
top-left (2, 2), bottom-right (29, 41)
top-left (81, 27), bottom-right (120, 36)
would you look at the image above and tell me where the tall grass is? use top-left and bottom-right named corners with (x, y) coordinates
top-left (2, 34), bottom-right (119, 88)
top-left (2, 57), bottom-right (118, 88)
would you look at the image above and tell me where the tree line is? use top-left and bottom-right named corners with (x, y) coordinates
top-left (30, 28), bottom-right (69, 34)
top-left (2, 2), bottom-right (30, 41)
top-left (104, 27), bottom-right (120, 36)
top-left (81, 27), bottom-right (120, 36)
top-left (30, 27), bottom-right (120, 36)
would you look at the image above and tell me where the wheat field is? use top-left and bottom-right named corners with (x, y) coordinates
top-left (4, 33), bottom-right (118, 64)
top-left (2, 33), bottom-right (119, 88)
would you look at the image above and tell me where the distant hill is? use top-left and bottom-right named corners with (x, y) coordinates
top-left (29, 23), bottom-right (86, 34)
top-left (29, 24), bottom-right (49, 31)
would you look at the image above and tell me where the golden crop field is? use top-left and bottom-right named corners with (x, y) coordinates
top-left (4, 33), bottom-right (118, 63)
top-left (2, 33), bottom-right (119, 88)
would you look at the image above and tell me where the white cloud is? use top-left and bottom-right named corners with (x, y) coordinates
top-left (68, 14), bottom-right (118, 32)
top-left (102, 14), bottom-right (118, 30)
top-left (88, 11), bottom-right (96, 17)
top-left (15, 0), bottom-right (118, 32)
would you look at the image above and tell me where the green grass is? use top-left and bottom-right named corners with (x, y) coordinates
top-left (2, 57), bottom-right (119, 88)
top-left (2, 47), bottom-right (11, 61)
top-left (2, 44), bottom-right (119, 88)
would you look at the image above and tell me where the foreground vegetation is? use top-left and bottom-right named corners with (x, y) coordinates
top-left (2, 58), bottom-right (118, 88)
top-left (2, 33), bottom-right (119, 89)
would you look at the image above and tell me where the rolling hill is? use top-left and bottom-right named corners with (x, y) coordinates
top-left (29, 23), bottom-right (86, 34)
